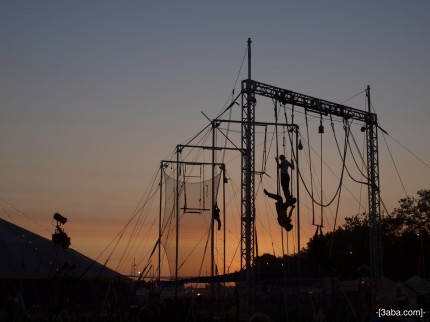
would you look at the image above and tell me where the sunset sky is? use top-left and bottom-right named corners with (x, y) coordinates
top-left (1, 1), bottom-right (430, 277)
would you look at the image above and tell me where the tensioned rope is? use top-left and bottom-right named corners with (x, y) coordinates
top-left (284, 104), bottom-right (368, 248)
top-left (119, 186), bottom-right (160, 274)
top-left (116, 163), bottom-right (177, 274)
top-left (331, 119), bottom-right (369, 187)
top-left (160, 165), bottom-right (209, 277)
top-left (304, 110), bottom-right (316, 226)
top-left (291, 114), bottom-right (350, 208)
top-left (165, 157), bottom-right (225, 279)
top-left (274, 101), bottom-right (280, 196)
top-left (0, 198), bottom-right (52, 234)
top-left (221, 93), bottom-right (234, 165)
top-left (273, 101), bottom-right (289, 289)
top-left (282, 103), bottom-right (297, 254)
top-left (256, 173), bottom-right (275, 254)
top-left (369, 101), bottom-right (413, 214)
top-left (217, 46), bottom-right (248, 118)
top-left (80, 165), bottom-right (162, 279)
top-left (273, 101), bottom-right (288, 261)
top-left (386, 133), bottom-right (430, 170)
top-left (329, 119), bottom-right (351, 259)
top-left (121, 167), bottom-right (168, 278)
top-left (177, 224), bottom-right (211, 273)
top-left (289, 105), bottom-right (295, 198)
top-left (246, 101), bottom-right (280, 261)
top-left (319, 115), bottom-right (324, 227)
top-left (259, 177), bottom-right (278, 255)
top-left (347, 129), bottom-right (369, 181)
top-left (116, 169), bottom-right (162, 273)
top-left (381, 130), bottom-right (408, 197)
top-left (261, 125), bottom-right (268, 175)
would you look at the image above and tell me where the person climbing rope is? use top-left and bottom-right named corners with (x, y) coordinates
top-left (263, 189), bottom-right (295, 231)
top-left (276, 155), bottom-right (295, 202)
top-left (213, 203), bottom-right (221, 231)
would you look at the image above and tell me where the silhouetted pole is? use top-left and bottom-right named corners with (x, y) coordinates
top-left (241, 37), bottom-right (256, 319)
top-left (366, 85), bottom-right (382, 308)
top-left (296, 128), bottom-right (301, 274)
top-left (175, 147), bottom-right (180, 298)
top-left (158, 162), bottom-right (163, 282)
top-left (211, 120), bottom-right (216, 298)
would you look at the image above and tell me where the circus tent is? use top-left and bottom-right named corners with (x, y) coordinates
top-left (0, 218), bottom-right (121, 280)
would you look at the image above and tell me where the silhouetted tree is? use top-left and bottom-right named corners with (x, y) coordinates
top-left (388, 189), bottom-right (430, 236)
top-left (302, 189), bottom-right (430, 280)
top-left (381, 189), bottom-right (430, 279)
top-left (254, 190), bottom-right (430, 281)
top-left (255, 253), bottom-right (283, 274)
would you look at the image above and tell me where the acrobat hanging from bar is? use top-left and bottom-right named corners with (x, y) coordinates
top-left (264, 189), bottom-right (295, 232)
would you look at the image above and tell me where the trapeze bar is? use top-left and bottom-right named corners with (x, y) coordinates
top-left (178, 145), bottom-right (240, 151)
top-left (181, 207), bottom-right (210, 212)
top-left (161, 160), bottom-right (226, 166)
top-left (177, 144), bottom-right (239, 151)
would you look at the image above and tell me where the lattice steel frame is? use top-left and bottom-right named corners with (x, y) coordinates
top-left (240, 82), bottom-right (256, 268)
top-left (239, 78), bottom-right (383, 307)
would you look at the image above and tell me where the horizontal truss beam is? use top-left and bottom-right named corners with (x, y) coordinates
top-left (242, 79), bottom-right (372, 122)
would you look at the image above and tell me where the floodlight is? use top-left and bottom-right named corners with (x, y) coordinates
top-left (53, 212), bottom-right (67, 225)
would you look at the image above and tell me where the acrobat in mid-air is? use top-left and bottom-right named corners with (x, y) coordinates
top-left (213, 203), bottom-right (221, 231)
top-left (264, 189), bottom-right (296, 232)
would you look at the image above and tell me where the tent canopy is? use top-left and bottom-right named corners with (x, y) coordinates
top-left (0, 218), bottom-right (122, 280)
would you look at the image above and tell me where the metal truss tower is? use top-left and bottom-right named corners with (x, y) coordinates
top-left (240, 38), bottom-right (256, 316)
top-left (239, 39), bottom-right (382, 313)
top-left (366, 86), bottom-right (383, 305)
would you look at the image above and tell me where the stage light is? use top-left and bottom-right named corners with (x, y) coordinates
top-left (52, 212), bottom-right (71, 249)
top-left (53, 212), bottom-right (67, 225)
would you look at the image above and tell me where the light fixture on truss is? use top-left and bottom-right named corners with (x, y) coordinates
top-left (52, 212), bottom-right (71, 249)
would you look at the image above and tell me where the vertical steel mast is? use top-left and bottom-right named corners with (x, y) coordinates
top-left (241, 38), bottom-right (256, 315)
top-left (366, 86), bottom-right (383, 305)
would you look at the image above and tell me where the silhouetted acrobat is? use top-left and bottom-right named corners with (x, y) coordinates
top-left (276, 155), bottom-right (295, 201)
top-left (213, 203), bottom-right (221, 231)
top-left (264, 189), bottom-right (296, 231)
